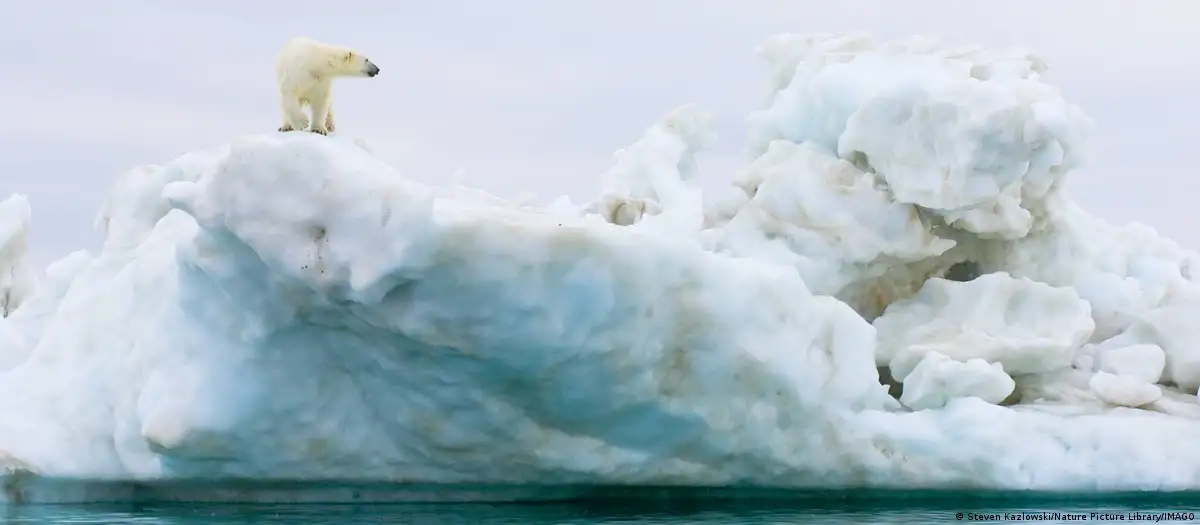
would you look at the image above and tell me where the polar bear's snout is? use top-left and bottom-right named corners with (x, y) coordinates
top-left (365, 60), bottom-right (380, 77)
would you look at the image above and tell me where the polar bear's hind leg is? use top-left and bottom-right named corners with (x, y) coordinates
top-left (279, 96), bottom-right (309, 133)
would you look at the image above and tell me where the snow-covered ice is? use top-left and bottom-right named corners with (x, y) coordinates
top-left (874, 272), bottom-right (1096, 382)
top-left (899, 351), bottom-right (1016, 411)
top-left (1088, 372), bottom-right (1162, 408)
top-left (0, 195), bottom-right (37, 318)
top-left (4, 32), bottom-right (1200, 502)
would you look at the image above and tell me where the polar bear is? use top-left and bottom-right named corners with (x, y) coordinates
top-left (276, 36), bottom-right (380, 135)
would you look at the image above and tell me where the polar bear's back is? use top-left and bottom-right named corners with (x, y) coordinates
top-left (276, 37), bottom-right (334, 94)
top-left (276, 37), bottom-right (356, 83)
top-left (276, 37), bottom-right (319, 77)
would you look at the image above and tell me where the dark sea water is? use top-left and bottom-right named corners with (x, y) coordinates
top-left (4, 488), bottom-right (1200, 524)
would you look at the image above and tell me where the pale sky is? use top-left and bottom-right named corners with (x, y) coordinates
top-left (2, 0), bottom-right (1198, 268)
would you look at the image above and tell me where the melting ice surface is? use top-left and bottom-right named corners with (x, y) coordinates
top-left (3, 33), bottom-right (1200, 501)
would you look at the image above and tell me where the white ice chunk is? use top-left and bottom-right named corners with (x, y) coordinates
top-left (1138, 293), bottom-right (1200, 392)
top-left (876, 272), bottom-right (1094, 381)
top-left (1094, 343), bottom-right (1165, 386)
top-left (1089, 372), bottom-right (1162, 408)
top-left (1089, 289), bottom-right (1200, 392)
top-left (747, 33), bottom-right (1090, 240)
top-left (584, 104), bottom-right (715, 235)
top-left (900, 351), bottom-right (1015, 410)
top-left (714, 140), bottom-right (955, 301)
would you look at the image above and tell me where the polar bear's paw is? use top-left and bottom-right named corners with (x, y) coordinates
top-left (278, 124), bottom-right (296, 132)
top-left (309, 127), bottom-right (329, 136)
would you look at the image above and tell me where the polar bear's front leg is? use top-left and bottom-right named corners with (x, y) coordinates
top-left (278, 96), bottom-right (309, 132)
top-left (309, 94), bottom-right (332, 135)
top-left (324, 106), bottom-right (336, 133)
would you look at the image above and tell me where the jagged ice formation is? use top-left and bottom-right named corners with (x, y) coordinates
top-left (3, 33), bottom-right (1200, 502)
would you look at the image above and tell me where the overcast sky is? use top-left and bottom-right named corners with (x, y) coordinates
top-left (2, 0), bottom-right (1198, 268)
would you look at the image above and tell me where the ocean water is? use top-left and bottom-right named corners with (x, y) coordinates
top-left (4, 488), bottom-right (1200, 524)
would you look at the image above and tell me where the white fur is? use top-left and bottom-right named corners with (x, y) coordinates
top-left (275, 36), bottom-right (380, 135)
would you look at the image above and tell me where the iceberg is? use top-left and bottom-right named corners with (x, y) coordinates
top-left (4, 32), bottom-right (1200, 503)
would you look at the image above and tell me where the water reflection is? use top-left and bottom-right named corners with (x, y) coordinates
top-left (0, 503), bottom-right (972, 524)
top-left (4, 488), bottom-right (1200, 524)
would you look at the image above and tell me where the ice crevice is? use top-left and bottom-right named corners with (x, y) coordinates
top-left (4, 32), bottom-right (1200, 497)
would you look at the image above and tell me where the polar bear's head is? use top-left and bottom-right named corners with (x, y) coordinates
top-left (328, 50), bottom-right (380, 78)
